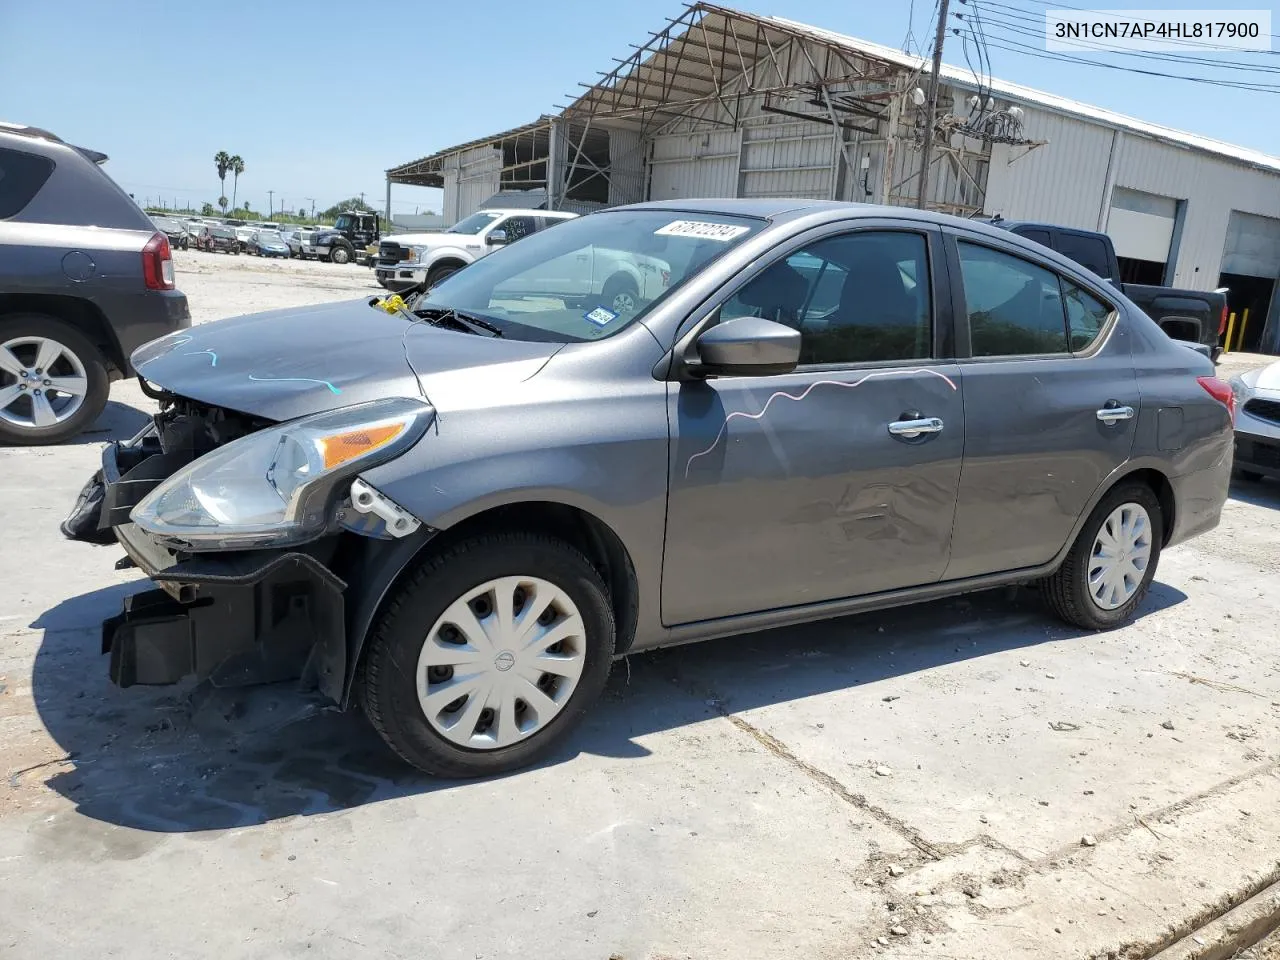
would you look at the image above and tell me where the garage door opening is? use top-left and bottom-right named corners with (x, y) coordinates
top-left (1116, 257), bottom-right (1166, 285)
top-left (1219, 273), bottom-right (1276, 353)
top-left (1107, 188), bottom-right (1181, 286)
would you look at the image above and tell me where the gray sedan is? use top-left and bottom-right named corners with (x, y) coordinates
top-left (66, 199), bottom-right (1234, 777)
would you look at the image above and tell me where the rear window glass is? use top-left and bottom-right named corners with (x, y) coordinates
top-left (0, 147), bottom-right (55, 219)
top-left (1056, 232), bottom-right (1112, 279)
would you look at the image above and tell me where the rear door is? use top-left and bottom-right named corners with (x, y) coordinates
top-left (941, 229), bottom-right (1140, 580)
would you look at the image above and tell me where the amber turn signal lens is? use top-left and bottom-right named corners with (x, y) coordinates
top-left (318, 423), bottom-right (404, 470)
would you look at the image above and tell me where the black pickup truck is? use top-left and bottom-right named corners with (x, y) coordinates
top-left (989, 219), bottom-right (1227, 362)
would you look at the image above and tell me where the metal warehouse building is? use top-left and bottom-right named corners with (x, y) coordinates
top-left (385, 2), bottom-right (1280, 353)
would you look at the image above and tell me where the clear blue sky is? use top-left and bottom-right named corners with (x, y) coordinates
top-left (3, 0), bottom-right (1277, 216)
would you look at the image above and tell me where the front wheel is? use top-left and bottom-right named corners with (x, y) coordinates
top-left (1042, 482), bottom-right (1163, 630)
top-left (601, 273), bottom-right (639, 315)
top-left (330, 245), bottom-right (351, 265)
top-left (360, 533), bottom-right (616, 777)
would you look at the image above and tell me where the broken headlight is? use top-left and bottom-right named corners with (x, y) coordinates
top-left (130, 397), bottom-right (432, 550)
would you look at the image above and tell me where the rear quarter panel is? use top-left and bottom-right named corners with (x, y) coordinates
top-left (1126, 306), bottom-right (1232, 544)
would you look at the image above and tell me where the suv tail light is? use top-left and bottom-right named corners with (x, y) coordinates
top-left (142, 232), bottom-right (175, 291)
top-left (1197, 375), bottom-right (1235, 424)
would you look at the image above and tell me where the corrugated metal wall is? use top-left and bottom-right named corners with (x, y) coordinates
top-left (986, 104), bottom-right (1280, 290)
top-left (649, 129), bottom-right (742, 199)
top-left (441, 144), bottom-right (502, 224)
top-left (739, 122), bottom-right (834, 199)
top-left (606, 127), bottom-right (647, 206)
top-left (985, 109), bottom-right (1113, 229)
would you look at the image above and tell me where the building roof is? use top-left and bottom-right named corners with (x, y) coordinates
top-left (762, 10), bottom-right (1280, 176)
top-left (388, 3), bottom-right (1280, 186)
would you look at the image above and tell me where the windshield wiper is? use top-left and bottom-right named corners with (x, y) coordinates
top-left (414, 306), bottom-right (504, 338)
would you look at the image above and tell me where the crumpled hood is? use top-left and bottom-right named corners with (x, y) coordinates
top-left (131, 298), bottom-right (563, 421)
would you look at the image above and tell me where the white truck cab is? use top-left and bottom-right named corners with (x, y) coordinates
top-left (374, 209), bottom-right (578, 294)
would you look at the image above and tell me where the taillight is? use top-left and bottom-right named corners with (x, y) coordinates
top-left (1218, 302), bottom-right (1229, 336)
top-left (1197, 375), bottom-right (1235, 424)
top-left (142, 232), bottom-right (175, 291)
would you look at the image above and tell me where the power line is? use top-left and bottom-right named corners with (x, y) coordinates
top-left (962, 2), bottom-right (1280, 74)
top-left (955, 28), bottom-right (1280, 93)
top-left (966, 0), bottom-right (1280, 51)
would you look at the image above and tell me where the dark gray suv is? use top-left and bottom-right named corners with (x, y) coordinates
top-left (67, 199), bottom-right (1233, 777)
top-left (0, 122), bottom-right (190, 444)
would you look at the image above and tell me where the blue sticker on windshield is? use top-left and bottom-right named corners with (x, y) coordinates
top-left (584, 306), bottom-right (618, 327)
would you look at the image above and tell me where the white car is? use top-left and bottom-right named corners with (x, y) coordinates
top-left (374, 209), bottom-right (577, 294)
top-left (1230, 361), bottom-right (1280, 481)
top-left (232, 223), bottom-right (256, 252)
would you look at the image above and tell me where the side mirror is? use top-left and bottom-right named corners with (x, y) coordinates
top-left (485, 229), bottom-right (508, 246)
top-left (693, 315), bottom-right (801, 377)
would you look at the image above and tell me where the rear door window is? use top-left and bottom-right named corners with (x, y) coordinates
top-left (1061, 279), bottom-right (1115, 351)
top-left (0, 147), bottom-right (55, 219)
top-left (956, 241), bottom-right (1069, 356)
top-left (1017, 228), bottom-right (1051, 248)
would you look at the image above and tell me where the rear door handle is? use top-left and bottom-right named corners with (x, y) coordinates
top-left (1096, 405), bottom-right (1135, 424)
top-left (887, 417), bottom-right (944, 439)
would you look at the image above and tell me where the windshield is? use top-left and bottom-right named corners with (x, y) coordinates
top-left (334, 214), bottom-right (355, 230)
top-left (446, 211), bottom-right (502, 235)
top-left (151, 217), bottom-right (179, 232)
top-left (211, 227), bottom-right (235, 238)
top-left (256, 231), bottom-right (285, 244)
top-left (418, 209), bottom-right (764, 343)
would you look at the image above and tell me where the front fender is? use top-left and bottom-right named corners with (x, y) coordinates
top-left (421, 246), bottom-right (476, 269)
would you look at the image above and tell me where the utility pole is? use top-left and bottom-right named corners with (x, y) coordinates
top-left (915, 0), bottom-right (950, 209)
top-left (267, 190), bottom-right (274, 216)
top-left (306, 198), bottom-right (316, 219)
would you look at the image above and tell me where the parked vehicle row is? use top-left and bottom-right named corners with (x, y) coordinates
top-left (62, 199), bottom-right (1235, 779)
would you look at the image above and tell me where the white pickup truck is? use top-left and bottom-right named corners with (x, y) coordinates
top-left (374, 209), bottom-right (577, 294)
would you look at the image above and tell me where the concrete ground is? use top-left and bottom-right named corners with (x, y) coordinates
top-left (2, 251), bottom-right (1279, 960)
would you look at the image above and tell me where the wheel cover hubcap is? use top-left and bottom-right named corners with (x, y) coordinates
top-left (416, 575), bottom-right (587, 750)
top-left (1088, 502), bottom-right (1152, 611)
top-left (613, 291), bottom-right (636, 313)
top-left (0, 336), bottom-right (89, 430)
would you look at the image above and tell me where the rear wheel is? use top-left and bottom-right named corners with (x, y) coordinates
top-left (1042, 482), bottom-right (1162, 630)
top-left (360, 533), bottom-right (615, 777)
top-left (0, 314), bottom-right (110, 446)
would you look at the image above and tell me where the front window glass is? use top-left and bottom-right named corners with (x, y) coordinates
top-left (334, 214), bottom-right (353, 230)
top-left (418, 210), bottom-right (763, 342)
top-left (447, 211), bottom-right (502, 235)
top-left (720, 231), bottom-right (932, 364)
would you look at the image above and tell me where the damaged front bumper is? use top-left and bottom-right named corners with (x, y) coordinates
top-left (67, 426), bottom-right (358, 705)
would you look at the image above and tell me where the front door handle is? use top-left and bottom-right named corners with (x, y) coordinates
top-left (1096, 404), bottom-right (1135, 424)
top-left (887, 417), bottom-right (944, 439)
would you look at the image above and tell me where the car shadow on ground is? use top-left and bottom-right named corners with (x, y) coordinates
top-left (1230, 476), bottom-right (1280, 509)
top-left (28, 578), bottom-right (1186, 834)
top-left (72, 400), bottom-right (150, 445)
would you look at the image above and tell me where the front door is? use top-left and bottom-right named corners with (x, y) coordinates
top-left (662, 225), bottom-right (966, 625)
top-left (942, 232), bottom-right (1140, 580)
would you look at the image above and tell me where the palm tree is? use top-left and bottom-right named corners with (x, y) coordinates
top-left (230, 156), bottom-right (245, 210)
top-left (214, 151), bottom-right (231, 211)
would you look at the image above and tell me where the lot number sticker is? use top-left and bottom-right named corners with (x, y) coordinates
top-left (654, 220), bottom-right (750, 242)
top-left (584, 306), bottom-right (619, 327)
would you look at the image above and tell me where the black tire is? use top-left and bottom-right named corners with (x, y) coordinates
top-left (423, 263), bottom-right (459, 291)
top-left (330, 244), bottom-right (352, 265)
top-left (1042, 482), bottom-right (1163, 630)
top-left (1238, 469), bottom-right (1264, 483)
top-left (601, 273), bottom-right (639, 314)
top-left (0, 313), bottom-right (110, 446)
top-left (361, 532), bottom-right (616, 777)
